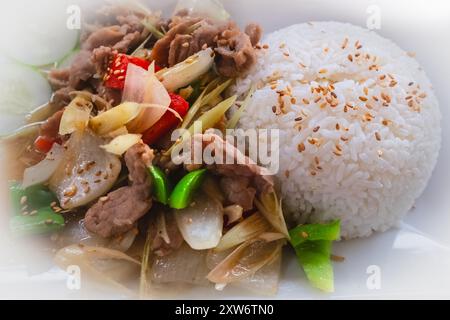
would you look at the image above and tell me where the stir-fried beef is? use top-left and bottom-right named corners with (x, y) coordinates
top-left (220, 176), bottom-right (256, 211)
top-left (215, 22), bottom-right (261, 78)
top-left (91, 46), bottom-right (115, 75)
top-left (50, 87), bottom-right (73, 109)
top-left (244, 23), bottom-right (263, 46)
top-left (150, 17), bottom-right (201, 67)
top-left (125, 142), bottom-right (154, 185)
top-left (89, 46), bottom-right (123, 105)
top-left (151, 15), bottom-right (262, 77)
top-left (84, 142), bottom-right (154, 238)
top-left (47, 69), bottom-right (70, 90)
top-left (68, 50), bottom-right (97, 89)
top-left (39, 109), bottom-right (64, 139)
top-left (47, 6), bottom-right (261, 111)
top-left (47, 6), bottom-right (153, 109)
top-left (91, 80), bottom-right (123, 106)
top-left (213, 161), bottom-right (274, 195)
top-left (189, 133), bottom-right (274, 210)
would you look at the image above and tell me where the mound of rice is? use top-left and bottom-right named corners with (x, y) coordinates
top-left (233, 22), bottom-right (441, 239)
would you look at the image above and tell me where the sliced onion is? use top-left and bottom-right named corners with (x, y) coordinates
top-left (27, 101), bottom-right (61, 124)
top-left (121, 63), bottom-right (147, 103)
top-left (105, 126), bottom-right (129, 139)
top-left (140, 220), bottom-right (154, 297)
top-left (127, 103), bottom-right (183, 134)
top-left (258, 232), bottom-right (286, 242)
top-left (59, 96), bottom-right (92, 135)
top-left (108, 228), bottom-right (139, 252)
top-left (89, 102), bottom-right (141, 136)
top-left (156, 211), bottom-right (171, 245)
top-left (2, 121), bottom-right (43, 142)
top-left (255, 190), bottom-right (290, 239)
top-left (49, 130), bottom-right (121, 209)
top-left (58, 218), bottom-right (138, 252)
top-left (54, 244), bottom-right (140, 293)
top-left (174, 193), bottom-right (223, 250)
top-left (215, 212), bottom-right (271, 252)
top-left (22, 143), bottom-right (64, 188)
top-left (156, 48), bottom-right (215, 92)
top-left (123, 63), bottom-right (171, 106)
top-left (151, 243), bottom-right (210, 286)
top-left (123, 63), bottom-right (171, 133)
top-left (223, 205), bottom-right (244, 226)
top-left (206, 241), bottom-right (282, 295)
top-left (101, 134), bottom-right (142, 156)
top-left (207, 238), bottom-right (284, 284)
top-left (206, 247), bottom-right (234, 270)
top-left (234, 249), bottom-right (282, 296)
top-left (141, 103), bottom-right (183, 122)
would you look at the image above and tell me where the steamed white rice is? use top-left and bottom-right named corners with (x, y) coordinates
top-left (233, 22), bottom-right (441, 239)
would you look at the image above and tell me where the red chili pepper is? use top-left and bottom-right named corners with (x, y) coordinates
top-left (142, 93), bottom-right (190, 146)
top-left (34, 136), bottom-right (58, 154)
top-left (104, 54), bottom-right (161, 90)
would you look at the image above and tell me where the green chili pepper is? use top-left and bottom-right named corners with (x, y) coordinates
top-left (9, 182), bottom-right (57, 215)
top-left (9, 206), bottom-right (65, 236)
top-left (289, 220), bottom-right (340, 247)
top-left (148, 166), bottom-right (170, 205)
top-left (169, 169), bottom-right (207, 209)
top-left (294, 240), bottom-right (334, 292)
top-left (289, 220), bottom-right (340, 293)
top-left (9, 182), bottom-right (63, 236)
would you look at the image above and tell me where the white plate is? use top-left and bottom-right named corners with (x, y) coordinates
top-left (1, 0), bottom-right (450, 299)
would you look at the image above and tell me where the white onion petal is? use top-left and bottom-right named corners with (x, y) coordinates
top-left (101, 134), bottom-right (142, 156)
top-left (58, 218), bottom-right (138, 252)
top-left (22, 143), bottom-right (64, 188)
top-left (174, 194), bottom-right (223, 250)
top-left (54, 244), bottom-right (140, 293)
top-left (233, 249), bottom-right (282, 296)
top-left (123, 63), bottom-right (171, 133)
top-left (151, 244), bottom-right (210, 286)
top-left (89, 102), bottom-right (141, 136)
top-left (156, 48), bottom-right (215, 92)
top-left (207, 238), bottom-right (284, 284)
top-left (223, 205), bottom-right (243, 226)
top-left (255, 191), bottom-right (290, 239)
top-left (49, 131), bottom-right (121, 209)
top-left (59, 96), bottom-right (92, 135)
top-left (215, 212), bottom-right (271, 252)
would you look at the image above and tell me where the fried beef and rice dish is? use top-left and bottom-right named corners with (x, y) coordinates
top-left (0, 0), bottom-right (441, 296)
